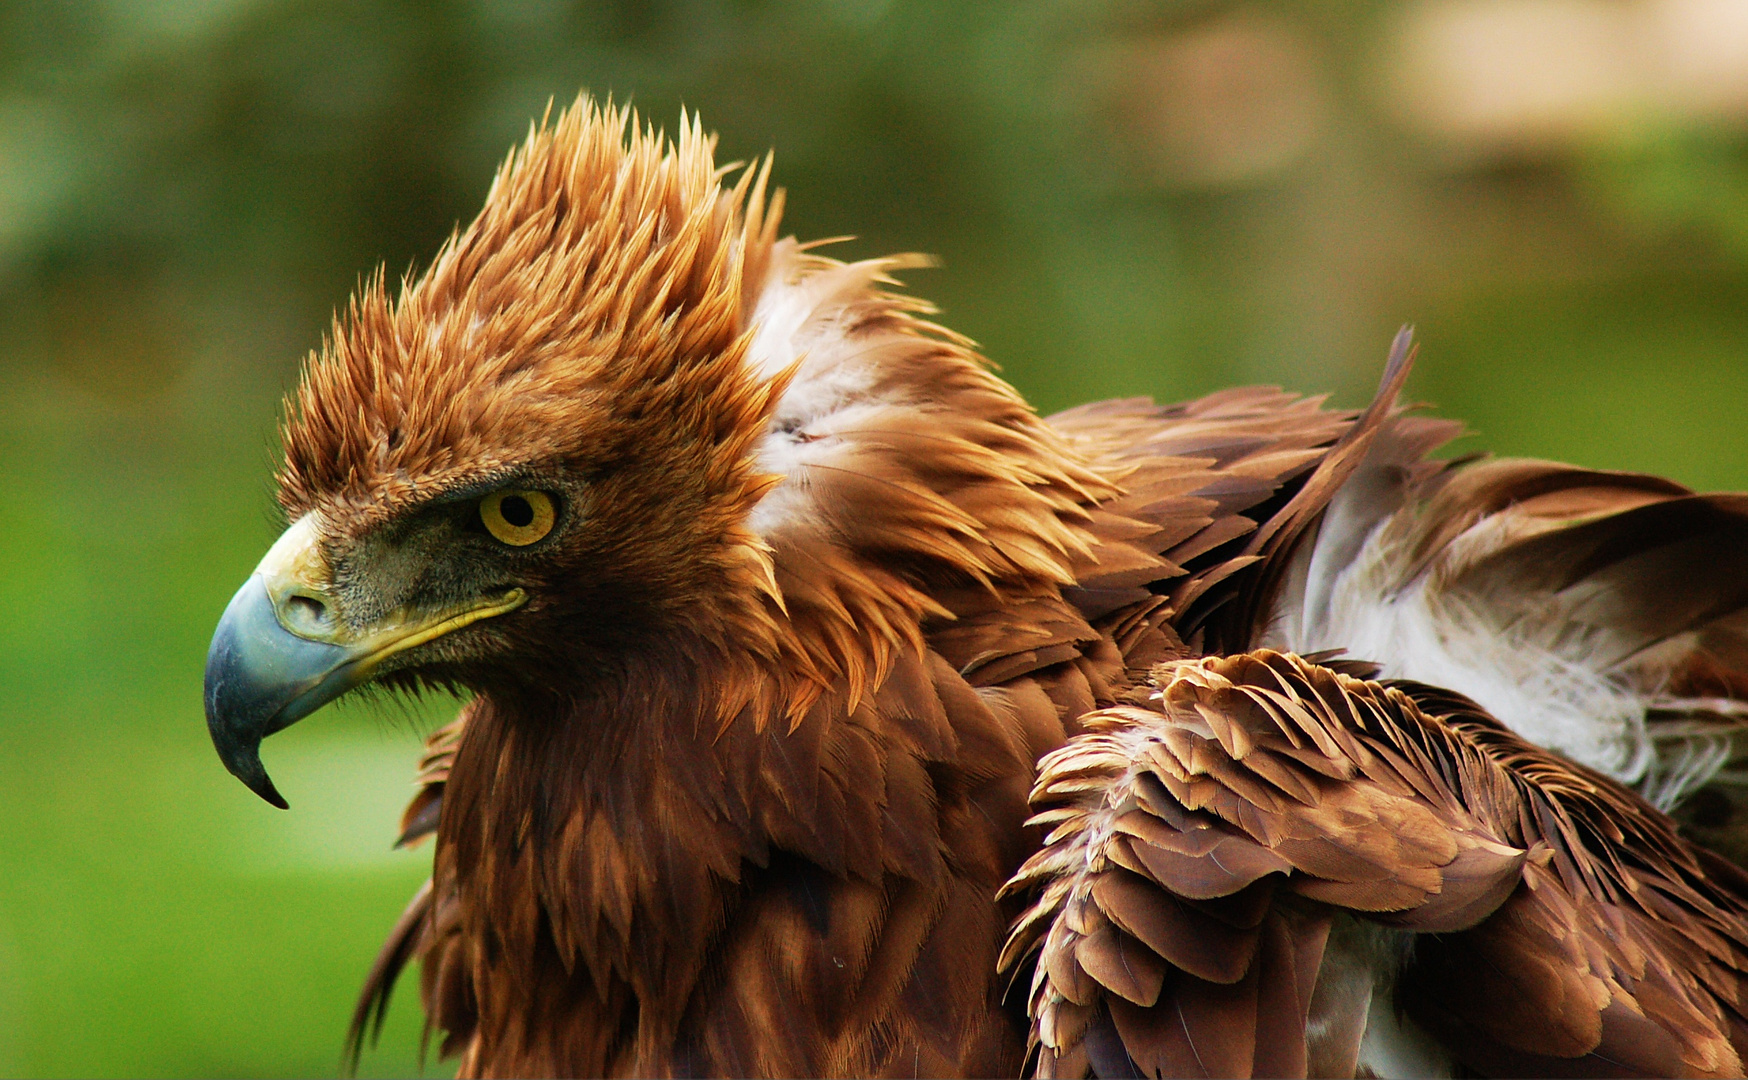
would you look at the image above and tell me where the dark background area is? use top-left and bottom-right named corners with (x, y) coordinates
top-left (1, 0), bottom-right (1746, 1074)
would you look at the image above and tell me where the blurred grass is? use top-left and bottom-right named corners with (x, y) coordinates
top-left (0, 0), bottom-right (1746, 1076)
top-left (0, 368), bottom-right (444, 1076)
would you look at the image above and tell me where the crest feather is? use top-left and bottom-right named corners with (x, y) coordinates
top-left (278, 97), bottom-right (782, 516)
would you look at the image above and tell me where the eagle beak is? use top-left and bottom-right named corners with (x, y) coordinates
top-left (203, 513), bottom-right (525, 808)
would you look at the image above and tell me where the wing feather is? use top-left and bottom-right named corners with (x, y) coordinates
top-left (1274, 442), bottom-right (1748, 816)
top-left (1003, 650), bottom-right (1748, 1078)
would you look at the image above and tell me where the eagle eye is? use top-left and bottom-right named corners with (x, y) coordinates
top-left (480, 489), bottom-right (556, 546)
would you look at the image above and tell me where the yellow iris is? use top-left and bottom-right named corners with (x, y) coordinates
top-left (480, 490), bottom-right (556, 546)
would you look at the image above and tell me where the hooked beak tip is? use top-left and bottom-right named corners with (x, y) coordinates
top-left (204, 573), bottom-right (345, 809)
top-left (203, 673), bottom-right (292, 809)
top-left (233, 750), bottom-right (291, 810)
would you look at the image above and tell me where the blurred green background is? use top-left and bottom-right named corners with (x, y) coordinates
top-left (2, 0), bottom-right (1748, 1075)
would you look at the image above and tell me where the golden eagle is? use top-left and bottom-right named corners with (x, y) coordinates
top-left (204, 99), bottom-right (1748, 1077)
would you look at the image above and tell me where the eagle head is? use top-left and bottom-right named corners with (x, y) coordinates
top-left (204, 100), bottom-right (793, 806)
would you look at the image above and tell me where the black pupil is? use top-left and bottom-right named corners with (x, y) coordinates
top-left (501, 495), bottom-right (535, 528)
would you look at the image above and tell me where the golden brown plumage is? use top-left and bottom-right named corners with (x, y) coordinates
top-left (199, 97), bottom-right (1748, 1078)
top-left (1006, 652), bottom-right (1748, 1077)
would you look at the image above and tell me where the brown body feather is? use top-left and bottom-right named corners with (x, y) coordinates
top-left (242, 100), bottom-right (1748, 1077)
top-left (352, 367), bottom-right (1375, 1076)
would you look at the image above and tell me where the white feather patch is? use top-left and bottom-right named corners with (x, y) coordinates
top-left (742, 256), bottom-right (910, 537)
top-left (1268, 516), bottom-right (1657, 788)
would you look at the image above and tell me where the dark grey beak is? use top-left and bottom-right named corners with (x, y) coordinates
top-left (203, 575), bottom-right (358, 809)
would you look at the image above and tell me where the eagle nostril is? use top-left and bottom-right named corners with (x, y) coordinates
top-left (283, 592), bottom-right (334, 635)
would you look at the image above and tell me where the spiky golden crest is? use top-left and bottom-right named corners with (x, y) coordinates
top-left (278, 99), bottom-right (784, 529)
